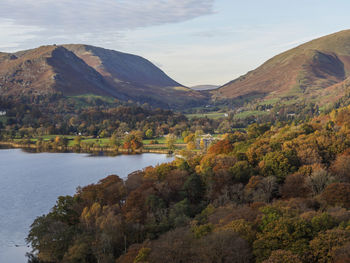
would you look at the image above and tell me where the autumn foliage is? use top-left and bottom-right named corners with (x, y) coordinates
top-left (26, 105), bottom-right (350, 263)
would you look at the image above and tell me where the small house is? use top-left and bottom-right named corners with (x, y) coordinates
top-left (196, 134), bottom-right (217, 150)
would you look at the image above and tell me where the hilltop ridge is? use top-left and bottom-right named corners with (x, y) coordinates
top-left (214, 30), bottom-right (350, 104)
top-left (0, 44), bottom-right (206, 108)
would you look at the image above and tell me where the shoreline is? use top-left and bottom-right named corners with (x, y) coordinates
top-left (0, 141), bottom-right (172, 155)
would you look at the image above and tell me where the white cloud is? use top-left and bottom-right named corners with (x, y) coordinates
top-left (0, 19), bottom-right (44, 51)
top-left (0, 0), bottom-right (214, 52)
top-left (0, 0), bottom-right (214, 33)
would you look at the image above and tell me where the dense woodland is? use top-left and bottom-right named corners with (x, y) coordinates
top-left (25, 102), bottom-right (350, 263)
top-left (0, 94), bottom-right (328, 143)
top-left (0, 96), bottom-right (189, 139)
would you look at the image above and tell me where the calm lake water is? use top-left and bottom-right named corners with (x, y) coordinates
top-left (0, 149), bottom-right (173, 263)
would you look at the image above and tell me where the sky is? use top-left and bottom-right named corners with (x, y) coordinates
top-left (1, 0), bottom-right (350, 86)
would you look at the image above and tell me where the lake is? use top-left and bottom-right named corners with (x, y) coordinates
top-left (0, 149), bottom-right (174, 263)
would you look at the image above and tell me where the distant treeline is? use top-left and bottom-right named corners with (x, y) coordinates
top-left (0, 94), bottom-right (331, 143)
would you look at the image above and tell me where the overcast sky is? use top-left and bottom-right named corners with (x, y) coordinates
top-left (1, 0), bottom-right (350, 86)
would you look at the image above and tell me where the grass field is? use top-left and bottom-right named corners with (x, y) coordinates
top-left (143, 137), bottom-right (184, 145)
top-left (257, 97), bottom-right (280, 105)
top-left (185, 112), bottom-right (227, 120)
top-left (143, 137), bottom-right (166, 145)
top-left (76, 138), bottom-right (110, 147)
top-left (65, 94), bottom-right (118, 109)
top-left (69, 94), bottom-right (116, 103)
top-left (40, 135), bottom-right (76, 140)
top-left (13, 135), bottom-right (187, 149)
top-left (14, 135), bottom-right (110, 147)
top-left (233, 110), bottom-right (270, 119)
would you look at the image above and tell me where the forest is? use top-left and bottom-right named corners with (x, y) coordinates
top-left (0, 93), bottom-right (325, 142)
top-left (25, 101), bottom-right (350, 263)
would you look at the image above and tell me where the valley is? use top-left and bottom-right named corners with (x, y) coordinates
top-left (2, 29), bottom-right (350, 263)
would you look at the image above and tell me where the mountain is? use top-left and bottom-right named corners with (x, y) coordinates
top-left (191, 85), bottom-right (219, 91)
top-left (213, 30), bottom-right (350, 104)
top-left (0, 44), bottom-right (206, 108)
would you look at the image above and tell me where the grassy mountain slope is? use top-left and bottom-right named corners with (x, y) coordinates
top-left (214, 30), bottom-right (350, 104)
top-left (0, 45), bottom-right (206, 108)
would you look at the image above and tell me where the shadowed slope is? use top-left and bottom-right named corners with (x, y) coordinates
top-left (0, 45), bottom-right (206, 108)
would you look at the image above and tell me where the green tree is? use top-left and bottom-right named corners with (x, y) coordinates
top-left (259, 151), bottom-right (296, 182)
top-left (253, 207), bottom-right (313, 262)
top-left (73, 135), bottom-right (82, 147)
top-left (27, 196), bottom-right (80, 262)
top-left (262, 250), bottom-right (302, 263)
top-left (145, 129), bottom-right (153, 139)
top-left (110, 133), bottom-right (122, 148)
top-left (230, 160), bottom-right (254, 184)
top-left (166, 134), bottom-right (176, 151)
top-left (182, 173), bottom-right (205, 204)
top-left (309, 229), bottom-right (350, 263)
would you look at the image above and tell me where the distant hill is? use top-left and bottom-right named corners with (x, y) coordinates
top-left (0, 44), bottom-right (206, 108)
top-left (191, 85), bottom-right (219, 91)
top-left (213, 30), bottom-right (350, 105)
